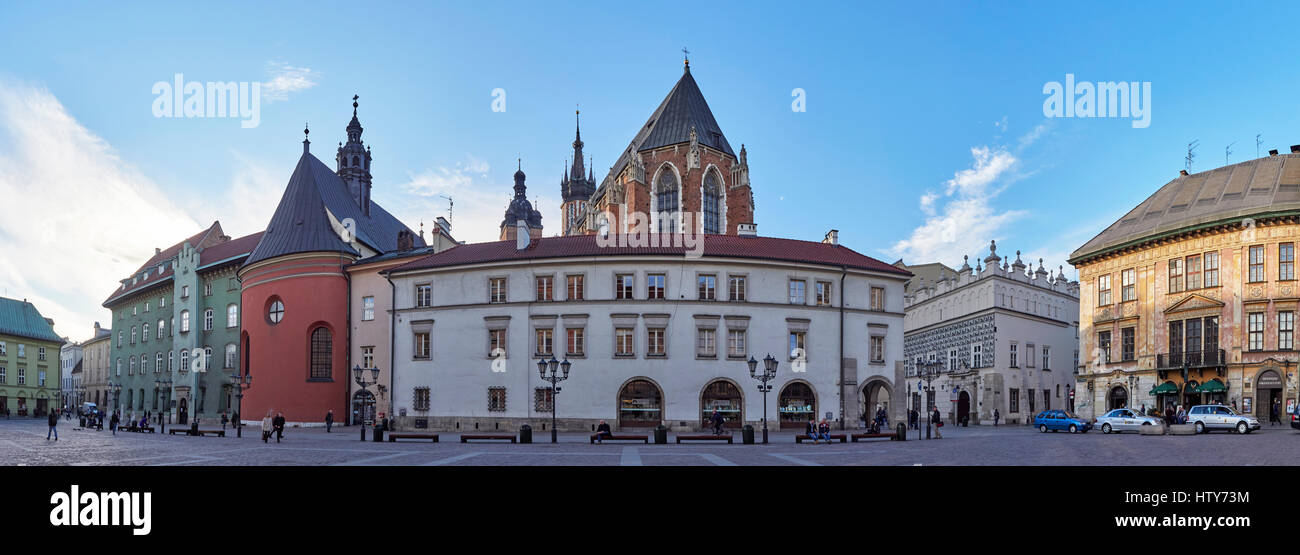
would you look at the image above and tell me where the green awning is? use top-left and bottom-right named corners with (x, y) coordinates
top-left (1149, 382), bottom-right (1179, 395)
top-left (1196, 380), bottom-right (1227, 393)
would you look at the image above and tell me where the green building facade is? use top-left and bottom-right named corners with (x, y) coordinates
top-left (103, 222), bottom-right (261, 424)
top-left (0, 297), bottom-right (65, 417)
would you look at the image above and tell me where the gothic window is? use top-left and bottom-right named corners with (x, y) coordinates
top-left (703, 171), bottom-right (721, 234)
top-left (656, 169), bottom-right (679, 233)
top-left (310, 327), bottom-right (332, 380)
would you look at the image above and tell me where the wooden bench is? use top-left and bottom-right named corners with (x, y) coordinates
top-left (460, 434), bottom-right (516, 443)
top-left (850, 432), bottom-right (895, 442)
top-left (389, 432), bottom-right (439, 443)
top-left (168, 428), bottom-right (225, 437)
top-left (676, 434), bottom-right (733, 444)
top-left (590, 434), bottom-right (649, 444)
top-left (125, 426), bottom-right (155, 434)
top-left (795, 434), bottom-right (846, 443)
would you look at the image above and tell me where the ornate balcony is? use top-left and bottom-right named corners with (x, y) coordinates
top-left (1156, 349), bottom-right (1226, 372)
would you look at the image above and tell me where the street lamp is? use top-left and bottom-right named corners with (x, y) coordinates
top-left (917, 360), bottom-right (943, 440)
top-left (537, 356), bottom-right (570, 443)
top-left (748, 354), bottom-right (778, 444)
top-left (353, 364), bottom-right (380, 441)
top-left (227, 371), bottom-right (251, 438)
top-left (108, 381), bottom-right (122, 413)
top-left (153, 377), bottom-right (172, 433)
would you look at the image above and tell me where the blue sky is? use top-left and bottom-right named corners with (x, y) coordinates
top-left (4, 1), bottom-right (1300, 338)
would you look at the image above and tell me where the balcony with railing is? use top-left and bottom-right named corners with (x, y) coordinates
top-left (1156, 349), bottom-right (1226, 370)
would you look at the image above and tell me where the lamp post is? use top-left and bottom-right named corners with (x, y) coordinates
top-left (109, 381), bottom-right (122, 414)
top-left (537, 356), bottom-right (570, 443)
top-left (227, 371), bottom-right (251, 438)
top-left (918, 360), bottom-right (943, 440)
top-left (747, 354), bottom-right (777, 444)
top-left (153, 378), bottom-right (172, 434)
top-left (353, 364), bottom-right (379, 441)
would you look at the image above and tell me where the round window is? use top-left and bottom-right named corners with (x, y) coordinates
top-left (267, 298), bottom-right (285, 324)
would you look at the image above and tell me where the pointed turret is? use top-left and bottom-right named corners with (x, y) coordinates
top-left (502, 160), bottom-right (543, 241)
top-left (336, 95), bottom-right (374, 216)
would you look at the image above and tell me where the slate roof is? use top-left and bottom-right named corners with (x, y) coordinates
top-left (245, 151), bottom-right (424, 267)
top-left (199, 231), bottom-right (264, 268)
top-left (388, 234), bottom-right (912, 277)
top-left (104, 230), bottom-right (262, 306)
top-left (0, 297), bottom-right (63, 343)
top-left (1071, 152), bottom-right (1300, 262)
top-left (596, 65), bottom-right (736, 195)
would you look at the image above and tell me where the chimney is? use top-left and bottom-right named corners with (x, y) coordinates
top-left (516, 220), bottom-right (531, 250)
top-left (436, 216), bottom-right (451, 236)
top-left (822, 229), bottom-right (839, 245)
top-left (1270, 149), bottom-right (1279, 156)
top-left (1179, 170), bottom-right (1189, 176)
top-left (396, 229), bottom-right (414, 252)
top-left (155, 247), bottom-right (161, 255)
top-left (1290, 145), bottom-right (1300, 154)
top-left (737, 223), bottom-right (758, 237)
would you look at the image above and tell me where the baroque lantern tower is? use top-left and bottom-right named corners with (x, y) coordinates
top-left (560, 110), bottom-right (596, 236)
top-left (500, 161), bottom-right (544, 241)
top-left (336, 95), bottom-right (374, 216)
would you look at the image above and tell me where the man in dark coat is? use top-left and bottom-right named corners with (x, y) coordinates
top-left (272, 412), bottom-right (286, 443)
top-left (709, 409), bottom-right (724, 435)
top-left (325, 409), bottom-right (334, 432)
top-left (47, 410), bottom-right (58, 441)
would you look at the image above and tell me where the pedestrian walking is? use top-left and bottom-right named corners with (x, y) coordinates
top-left (932, 407), bottom-right (943, 439)
top-left (325, 409), bottom-right (334, 433)
top-left (709, 409), bottom-right (724, 435)
top-left (47, 410), bottom-right (58, 441)
top-left (221, 412), bottom-right (228, 430)
top-left (993, 409), bottom-right (1000, 427)
top-left (273, 411), bottom-right (286, 443)
top-left (109, 411), bottom-right (120, 435)
top-left (1271, 398), bottom-right (1282, 426)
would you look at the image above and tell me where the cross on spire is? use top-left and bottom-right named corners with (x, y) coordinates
top-left (682, 47), bottom-right (690, 68)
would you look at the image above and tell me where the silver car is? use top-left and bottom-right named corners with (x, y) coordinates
top-left (1187, 404), bottom-right (1260, 434)
top-left (1096, 408), bottom-right (1163, 433)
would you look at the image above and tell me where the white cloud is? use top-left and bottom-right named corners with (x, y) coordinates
top-left (0, 81), bottom-right (202, 339)
top-left (994, 115), bottom-right (1008, 132)
top-left (1017, 120), bottom-right (1052, 150)
top-left (262, 62), bottom-right (318, 103)
top-left (386, 157), bottom-right (559, 244)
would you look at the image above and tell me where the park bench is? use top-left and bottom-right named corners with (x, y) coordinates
top-left (460, 434), bottom-right (516, 443)
top-left (850, 432), bottom-right (895, 442)
top-left (675, 434), bottom-right (733, 444)
top-left (795, 434), bottom-right (846, 443)
top-left (124, 425), bottom-right (155, 433)
top-left (168, 428), bottom-right (224, 437)
top-left (389, 432), bottom-right (439, 443)
top-left (590, 433), bottom-right (648, 444)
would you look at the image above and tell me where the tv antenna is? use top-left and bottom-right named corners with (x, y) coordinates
top-left (1226, 141), bottom-right (1235, 165)
top-left (437, 194), bottom-right (453, 230)
top-left (1186, 140), bottom-right (1199, 172)
top-left (1256, 134), bottom-right (1263, 158)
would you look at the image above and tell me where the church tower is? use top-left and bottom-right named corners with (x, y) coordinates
top-left (560, 110), bottom-right (596, 236)
top-left (336, 95), bottom-right (374, 216)
top-left (500, 161), bottom-right (543, 241)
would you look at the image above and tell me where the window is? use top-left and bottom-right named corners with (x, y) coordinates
top-left (1042, 345), bottom-right (1051, 370)
top-left (116, 359), bottom-right (121, 376)
top-left (1042, 390), bottom-right (1051, 410)
top-left (789, 280), bottom-right (806, 304)
top-left (647, 274), bottom-right (665, 300)
top-left (1205, 317), bottom-right (1219, 352)
top-left (815, 281), bottom-right (832, 306)
top-left (1204, 251), bottom-right (1220, 287)
top-left (1121, 328), bottom-right (1135, 361)
top-left (1168, 321), bottom-right (1183, 354)
top-left (414, 387), bottom-right (431, 411)
top-left (0, 342), bottom-right (5, 355)
top-left (131, 327), bottom-right (136, 344)
top-left (698, 275), bottom-right (717, 300)
top-left (203, 308), bottom-right (213, 331)
top-left (726, 329), bottom-right (746, 358)
top-left (871, 336), bottom-right (885, 363)
top-left (697, 328), bottom-right (717, 357)
top-left (489, 278), bottom-right (508, 303)
top-left (702, 171), bottom-right (721, 234)
top-left (15, 344), bottom-right (22, 358)
top-left (1185, 256), bottom-right (1202, 290)
top-left (1009, 388), bottom-right (1019, 413)
top-left (789, 331), bottom-right (806, 360)
top-left (204, 282), bottom-right (212, 296)
top-left (1098, 275), bottom-right (1112, 306)
top-left (616, 328), bottom-right (635, 356)
top-left (156, 353), bottom-right (163, 373)
top-left (117, 332), bottom-right (122, 347)
top-left (535, 276), bottom-right (554, 301)
top-left (168, 351), bottom-right (173, 371)
top-left (160, 296), bottom-right (165, 308)
top-left (1168, 258), bottom-right (1183, 293)
top-left (414, 332), bottom-right (430, 359)
top-left (948, 349), bottom-right (959, 371)
top-left (309, 327), bottom-right (332, 379)
top-left (0, 367), bottom-right (4, 384)
top-left (158, 319), bottom-right (165, 339)
top-left (613, 274), bottom-right (634, 300)
top-left (655, 170), bottom-right (679, 233)
top-left (488, 387), bottom-right (507, 412)
top-left (1282, 243), bottom-right (1295, 281)
top-left (1121, 269), bottom-right (1136, 301)
top-left (1282, 311), bottom-right (1295, 350)
top-left (1248, 312), bottom-right (1264, 351)
top-left (566, 275), bottom-right (585, 300)
top-left (536, 329), bottom-right (553, 356)
top-left (1009, 343), bottom-right (1018, 367)
top-left (129, 356), bottom-right (136, 376)
top-left (17, 368), bottom-right (25, 385)
top-left (534, 388), bottom-right (553, 412)
top-left (226, 304), bottom-right (238, 328)
top-left (361, 346), bottom-right (374, 369)
top-left (1027, 344), bottom-right (1036, 367)
top-left (416, 284), bottom-right (433, 307)
top-left (489, 329), bottom-right (507, 358)
top-left (647, 328), bottom-right (666, 356)
top-left (140, 355), bottom-right (147, 373)
top-left (361, 297), bottom-right (374, 321)
top-left (38, 346), bottom-right (46, 361)
top-left (222, 344), bottom-right (236, 369)
top-left (267, 300), bottom-right (284, 324)
top-left (180, 311), bottom-right (190, 333)
top-left (144, 301), bottom-right (150, 313)
top-left (1249, 245), bottom-right (1265, 282)
top-left (182, 285), bottom-right (189, 298)
top-left (728, 275), bottom-right (747, 301)
top-left (566, 328), bottom-right (585, 356)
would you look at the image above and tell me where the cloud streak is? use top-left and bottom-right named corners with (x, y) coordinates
top-left (262, 62), bottom-right (318, 103)
top-left (387, 156), bottom-right (559, 244)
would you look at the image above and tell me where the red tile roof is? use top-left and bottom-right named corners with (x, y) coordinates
top-left (388, 234), bottom-right (912, 276)
top-left (103, 230), bottom-right (263, 306)
top-left (199, 231), bottom-right (264, 268)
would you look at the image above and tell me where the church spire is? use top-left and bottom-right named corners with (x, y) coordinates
top-left (337, 94), bottom-right (373, 215)
top-left (570, 109), bottom-right (585, 180)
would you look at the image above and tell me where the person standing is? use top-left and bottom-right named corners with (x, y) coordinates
top-left (273, 411), bottom-right (286, 443)
top-left (47, 410), bottom-right (58, 441)
top-left (932, 407), bottom-right (943, 439)
top-left (261, 412), bottom-right (273, 443)
top-left (325, 409), bottom-right (334, 433)
top-left (109, 411), bottom-right (120, 436)
top-left (1271, 398), bottom-right (1282, 426)
top-left (993, 409), bottom-right (1000, 427)
top-left (220, 412), bottom-right (228, 430)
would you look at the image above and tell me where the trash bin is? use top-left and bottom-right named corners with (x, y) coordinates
top-left (372, 425), bottom-right (384, 442)
top-left (654, 425), bottom-right (668, 444)
top-left (519, 424), bottom-right (532, 444)
top-left (895, 422), bottom-right (906, 441)
top-left (742, 425), bottom-right (755, 445)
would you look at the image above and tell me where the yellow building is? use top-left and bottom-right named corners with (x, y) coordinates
top-left (1070, 148), bottom-right (1300, 423)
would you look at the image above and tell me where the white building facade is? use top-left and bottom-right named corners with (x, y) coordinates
top-left (59, 341), bottom-right (82, 409)
top-left (384, 234), bottom-right (910, 432)
top-left (903, 242), bottom-right (1080, 426)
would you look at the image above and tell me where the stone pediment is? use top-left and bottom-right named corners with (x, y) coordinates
top-left (1163, 293), bottom-right (1225, 315)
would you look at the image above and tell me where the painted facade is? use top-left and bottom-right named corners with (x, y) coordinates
top-left (0, 297), bottom-right (64, 417)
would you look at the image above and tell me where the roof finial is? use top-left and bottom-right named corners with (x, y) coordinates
top-left (352, 94), bottom-right (359, 116)
top-left (682, 47), bottom-right (690, 70)
top-left (302, 123), bottom-right (310, 153)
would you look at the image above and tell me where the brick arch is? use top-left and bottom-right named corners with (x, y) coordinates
top-left (699, 163), bottom-right (727, 234)
top-left (650, 162), bottom-right (682, 233)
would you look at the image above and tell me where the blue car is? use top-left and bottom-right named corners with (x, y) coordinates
top-left (1034, 409), bottom-right (1092, 433)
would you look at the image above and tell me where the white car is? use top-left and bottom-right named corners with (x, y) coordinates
top-left (1186, 404), bottom-right (1260, 434)
top-left (1096, 408), bottom-right (1163, 433)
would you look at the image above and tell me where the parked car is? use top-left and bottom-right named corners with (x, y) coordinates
top-left (1291, 408), bottom-right (1300, 431)
top-left (1096, 408), bottom-right (1163, 434)
top-left (1187, 404), bottom-right (1259, 434)
top-left (1034, 410), bottom-right (1092, 433)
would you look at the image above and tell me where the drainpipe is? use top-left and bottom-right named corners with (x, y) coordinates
top-left (839, 265), bottom-right (847, 430)
top-left (384, 271), bottom-right (397, 429)
top-left (343, 263), bottom-right (353, 426)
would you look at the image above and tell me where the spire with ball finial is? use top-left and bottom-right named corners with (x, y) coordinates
top-left (303, 123), bottom-right (310, 154)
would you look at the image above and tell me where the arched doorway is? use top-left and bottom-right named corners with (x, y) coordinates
top-left (700, 379), bottom-right (742, 429)
top-left (1107, 385), bottom-right (1127, 410)
top-left (618, 379), bottom-right (663, 428)
top-left (1153, 381), bottom-right (1178, 412)
top-left (778, 382), bottom-right (816, 429)
top-left (1255, 370), bottom-right (1283, 421)
top-left (1183, 381), bottom-right (1201, 409)
top-left (352, 390), bottom-right (376, 425)
top-left (859, 379), bottom-right (892, 425)
top-left (957, 390), bottom-right (972, 425)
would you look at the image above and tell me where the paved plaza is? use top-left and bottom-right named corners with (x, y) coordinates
top-left (4, 418), bottom-right (1300, 466)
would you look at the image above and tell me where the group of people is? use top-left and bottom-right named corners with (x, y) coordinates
top-left (863, 406), bottom-right (889, 433)
top-left (261, 411), bottom-right (286, 443)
